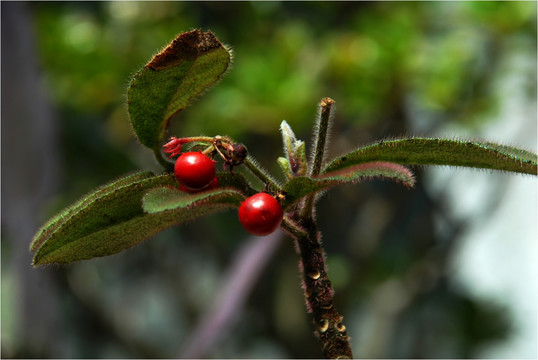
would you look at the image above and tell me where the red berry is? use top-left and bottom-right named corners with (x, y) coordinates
top-left (174, 152), bottom-right (216, 190)
top-left (238, 193), bottom-right (283, 236)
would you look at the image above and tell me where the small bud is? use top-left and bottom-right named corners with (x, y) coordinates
top-left (280, 120), bottom-right (308, 176)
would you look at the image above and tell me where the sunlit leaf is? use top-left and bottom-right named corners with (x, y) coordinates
top-left (281, 161), bottom-right (415, 209)
top-left (323, 138), bottom-right (537, 175)
top-left (127, 29), bottom-right (232, 151)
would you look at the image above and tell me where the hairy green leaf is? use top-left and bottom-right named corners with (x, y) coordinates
top-left (127, 29), bottom-right (231, 151)
top-left (34, 203), bottom-right (232, 266)
top-left (277, 157), bottom-right (293, 180)
top-left (30, 171), bottom-right (155, 252)
top-left (281, 162), bottom-right (415, 209)
top-left (323, 138), bottom-right (537, 175)
top-left (32, 173), bottom-right (177, 266)
top-left (143, 186), bottom-right (245, 213)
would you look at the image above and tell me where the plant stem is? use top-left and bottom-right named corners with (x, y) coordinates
top-left (301, 97), bottom-right (335, 218)
top-left (311, 97), bottom-right (335, 176)
top-left (153, 146), bottom-right (174, 172)
top-left (243, 155), bottom-right (282, 191)
top-left (290, 97), bottom-right (352, 358)
top-left (281, 216), bottom-right (308, 239)
top-left (187, 136), bottom-right (214, 143)
top-left (290, 214), bottom-right (353, 359)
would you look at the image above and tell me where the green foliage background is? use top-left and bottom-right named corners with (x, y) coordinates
top-left (2, 2), bottom-right (536, 358)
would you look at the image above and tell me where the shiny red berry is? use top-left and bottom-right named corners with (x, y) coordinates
top-left (174, 152), bottom-right (216, 190)
top-left (238, 193), bottom-right (283, 236)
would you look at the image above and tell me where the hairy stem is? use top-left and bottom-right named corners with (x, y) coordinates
top-left (289, 214), bottom-right (353, 359)
top-left (243, 155), bottom-right (282, 191)
top-left (153, 146), bottom-right (174, 172)
top-left (187, 136), bottom-right (214, 143)
top-left (291, 98), bottom-right (353, 359)
top-left (310, 97), bottom-right (335, 176)
top-left (281, 216), bottom-right (307, 239)
top-left (302, 97), bottom-right (335, 218)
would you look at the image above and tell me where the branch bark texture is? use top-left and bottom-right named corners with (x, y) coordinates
top-left (290, 215), bottom-right (353, 359)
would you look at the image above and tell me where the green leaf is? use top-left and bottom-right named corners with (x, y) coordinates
top-left (31, 170), bottom-right (257, 266)
top-left (127, 29), bottom-right (232, 152)
top-left (32, 173), bottom-right (178, 266)
top-left (281, 162), bottom-right (415, 209)
top-left (323, 138), bottom-right (538, 175)
top-left (294, 141), bottom-right (308, 175)
top-left (30, 171), bottom-right (155, 252)
top-left (277, 157), bottom-right (293, 180)
top-left (34, 203), bottom-right (234, 266)
top-left (280, 120), bottom-right (308, 176)
top-left (143, 186), bottom-right (245, 213)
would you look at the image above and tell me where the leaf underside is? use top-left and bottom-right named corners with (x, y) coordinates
top-left (127, 29), bottom-right (232, 151)
top-left (323, 138), bottom-right (538, 175)
top-left (281, 161), bottom-right (415, 209)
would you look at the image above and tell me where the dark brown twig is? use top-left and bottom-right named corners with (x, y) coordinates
top-left (285, 215), bottom-right (353, 359)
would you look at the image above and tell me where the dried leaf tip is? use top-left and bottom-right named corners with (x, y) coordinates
top-left (148, 29), bottom-right (224, 70)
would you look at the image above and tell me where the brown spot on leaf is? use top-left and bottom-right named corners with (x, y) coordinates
top-left (148, 29), bottom-right (224, 70)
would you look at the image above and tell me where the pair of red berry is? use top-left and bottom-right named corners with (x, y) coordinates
top-left (174, 152), bottom-right (283, 236)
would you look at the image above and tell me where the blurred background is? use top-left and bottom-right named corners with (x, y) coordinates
top-left (1, 1), bottom-right (536, 358)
